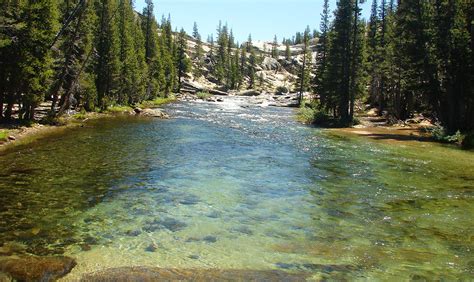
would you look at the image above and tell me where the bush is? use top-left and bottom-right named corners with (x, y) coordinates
top-left (139, 95), bottom-right (176, 108)
top-left (106, 105), bottom-right (133, 113)
top-left (196, 92), bottom-right (212, 100)
top-left (73, 109), bottom-right (88, 120)
top-left (0, 130), bottom-right (9, 141)
top-left (461, 132), bottom-right (474, 149)
top-left (296, 104), bottom-right (330, 125)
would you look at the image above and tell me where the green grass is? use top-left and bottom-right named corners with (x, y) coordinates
top-left (0, 130), bottom-right (9, 141)
top-left (138, 96), bottom-right (176, 108)
top-left (196, 92), bottom-right (212, 100)
top-left (106, 105), bottom-right (133, 113)
top-left (72, 110), bottom-right (88, 120)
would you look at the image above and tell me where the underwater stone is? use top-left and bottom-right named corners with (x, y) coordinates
top-left (126, 229), bottom-right (142, 237)
top-left (152, 218), bottom-right (187, 232)
top-left (202, 236), bottom-right (217, 243)
top-left (231, 226), bottom-right (253, 235)
top-left (0, 256), bottom-right (76, 281)
top-left (83, 236), bottom-right (98, 245)
top-left (178, 195), bottom-right (200, 205)
top-left (145, 243), bottom-right (158, 252)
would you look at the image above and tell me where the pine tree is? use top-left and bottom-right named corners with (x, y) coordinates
top-left (53, 0), bottom-right (97, 115)
top-left (18, 0), bottom-right (59, 119)
top-left (285, 41), bottom-right (291, 61)
top-left (271, 35), bottom-right (279, 58)
top-left (247, 36), bottom-right (256, 89)
top-left (297, 29), bottom-right (313, 105)
top-left (240, 43), bottom-right (247, 78)
top-left (192, 21), bottom-right (199, 39)
top-left (324, 0), bottom-right (354, 122)
top-left (192, 23), bottom-right (204, 78)
top-left (214, 21), bottom-right (229, 85)
top-left (315, 0), bottom-right (330, 109)
top-left (95, 0), bottom-right (120, 110)
top-left (176, 28), bottom-right (191, 90)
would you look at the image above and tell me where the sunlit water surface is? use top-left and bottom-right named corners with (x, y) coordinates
top-left (0, 98), bottom-right (473, 280)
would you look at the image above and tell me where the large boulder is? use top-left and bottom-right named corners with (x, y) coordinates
top-left (261, 57), bottom-right (282, 71)
top-left (139, 109), bottom-right (170, 119)
top-left (237, 90), bottom-right (261, 97)
top-left (0, 256), bottom-right (76, 281)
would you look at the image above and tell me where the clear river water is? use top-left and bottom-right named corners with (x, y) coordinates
top-left (0, 98), bottom-right (473, 280)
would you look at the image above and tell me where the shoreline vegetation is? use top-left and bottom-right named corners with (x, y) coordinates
top-left (296, 101), bottom-right (474, 150)
top-left (0, 96), bottom-right (176, 152)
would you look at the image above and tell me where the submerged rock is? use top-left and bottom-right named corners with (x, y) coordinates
top-left (202, 236), bottom-right (217, 243)
top-left (145, 218), bottom-right (187, 233)
top-left (0, 256), bottom-right (76, 281)
top-left (144, 243), bottom-right (158, 252)
top-left (81, 267), bottom-right (308, 281)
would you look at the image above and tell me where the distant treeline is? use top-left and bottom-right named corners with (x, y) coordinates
top-left (313, 0), bottom-right (473, 133)
top-left (0, 0), bottom-right (189, 120)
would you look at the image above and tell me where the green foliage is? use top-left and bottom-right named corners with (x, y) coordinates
top-left (429, 125), bottom-right (465, 144)
top-left (138, 96), bottom-right (176, 108)
top-left (72, 109), bottom-right (88, 120)
top-left (196, 92), bottom-right (212, 100)
top-left (106, 105), bottom-right (133, 113)
top-left (0, 130), bottom-right (9, 141)
top-left (296, 103), bottom-right (330, 125)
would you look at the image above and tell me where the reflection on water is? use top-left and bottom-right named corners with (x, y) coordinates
top-left (0, 97), bottom-right (473, 280)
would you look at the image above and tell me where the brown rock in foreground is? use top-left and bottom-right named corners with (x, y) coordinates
top-left (81, 267), bottom-right (309, 282)
top-left (0, 256), bottom-right (76, 281)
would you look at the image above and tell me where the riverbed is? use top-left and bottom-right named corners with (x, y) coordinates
top-left (0, 97), bottom-right (472, 280)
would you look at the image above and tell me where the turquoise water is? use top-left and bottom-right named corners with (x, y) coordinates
top-left (0, 98), bottom-right (473, 280)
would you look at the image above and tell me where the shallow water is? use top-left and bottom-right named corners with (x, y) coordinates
top-left (0, 98), bottom-right (473, 280)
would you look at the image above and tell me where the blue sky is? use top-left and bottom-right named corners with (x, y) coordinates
top-left (134, 0), bottom-right (372, 43)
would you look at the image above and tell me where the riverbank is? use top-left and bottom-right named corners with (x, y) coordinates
top-left (0, 102), bottom-right (172, 153)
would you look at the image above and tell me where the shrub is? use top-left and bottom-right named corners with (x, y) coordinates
top-left (196, 92), bottom-right (212, 100)
top-left (139, 95), bottom-right (176, 108)
top-left (106, 105), bottom-right (133, 113)
top-left (0, 130), bottom-right (9, 141)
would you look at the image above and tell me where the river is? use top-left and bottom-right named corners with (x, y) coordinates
top-left (0, 98), bottom-right (472, 280)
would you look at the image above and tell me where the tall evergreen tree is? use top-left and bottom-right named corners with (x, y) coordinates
top-left (95, 0), bottom-right (120, 110)
top-left (271, 35), bottom-right (279, 58)
top-left (315, 0), bottom-right (330, 108)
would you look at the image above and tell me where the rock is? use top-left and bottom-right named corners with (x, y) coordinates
top-left (140, 109), bottom-right (170, 119)
top-left (237, 90), bottom-right (261, 97)
top-left (206, 97), bottom-right (217, 103)
top-left (202, 236), bottom-right (217, 243)
top-left (0, 256), bottom-right (76, 281)
top-left (133, 107), bottom-right (143, 114)
top-left (216, 98), bottom-right (224, 102)
top-left (7, 136), bottom-right (15, 141)
top-left (145, 218), bottom-right (187, 233)
top-left (145, 243), bottom-right (158, 252)
top-left (125, 229), bottom-right (142, 237)
top-left (261, 57), bottom-right (282, 71)
top-left (80, 267), bottom-right (309, 281)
